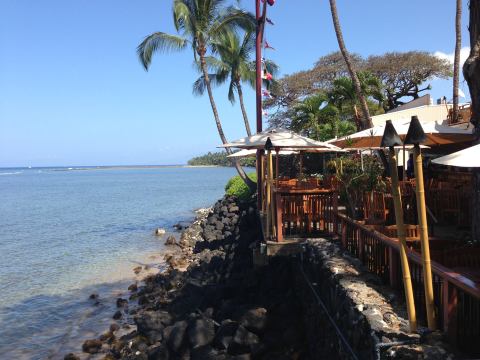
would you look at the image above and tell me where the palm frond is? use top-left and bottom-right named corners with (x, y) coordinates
top-left (193, 73), bottom-right (227, 96)
top-left (137, 32), bottom-right (188, 70)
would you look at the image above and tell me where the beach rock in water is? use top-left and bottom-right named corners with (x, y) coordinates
top-left (110, 323), bottom-right (120, 332)
top-left (64, 353), bottom-right (80, 360)
top-left (133, 266), bottom-right (142, 275)
top-left (164, 235), bottom-right (177, 246)
top-left (116, 298), bottom-right (128, 308)
top-left (113, 310), bottom-right (122, 320)
top-left (89, 293), bottom-right (99, 300)
top-left (155, 228), bottom-right (166, 236)
top-left (128, 283), bottom-right (138, 292)
top-left (82, 339), bottom-right (102, 354)
top-left (188, 318), bottom-right (215, 349)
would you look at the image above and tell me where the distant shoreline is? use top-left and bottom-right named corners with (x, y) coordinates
top-left (0, 164), bottom-right (225, 171)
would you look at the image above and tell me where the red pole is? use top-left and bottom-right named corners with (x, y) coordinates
top-left (256, 0), bottom-right (263, 211)
top-left (256, 0), bottom-right (268, 212)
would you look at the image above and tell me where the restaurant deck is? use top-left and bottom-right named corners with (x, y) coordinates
top-left (258, 176), bottom-right (480, 355)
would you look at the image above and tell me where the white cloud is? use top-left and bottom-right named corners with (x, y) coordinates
top-left (434, 46), bottom-right (470, 66)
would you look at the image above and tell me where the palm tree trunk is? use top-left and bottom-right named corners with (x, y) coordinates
top-left (328, 0), bottom-right (372, 130)
top-left (236, 81), bottom-right (252, 136)
top-left (199, 53), bottom-right (256, 191)
top-left (453, 0), bottom-right (463, 123)
top-left (464, 0), bottom-right (480, 242)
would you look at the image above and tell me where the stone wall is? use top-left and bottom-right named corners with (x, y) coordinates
top-left (297, 238), bottom-right (454, 359)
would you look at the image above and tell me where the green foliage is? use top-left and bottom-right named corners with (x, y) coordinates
top-left (188, 151), bottom-right (255, 167)
top-left (266, 50), bottom-right (452, 130)
top-left (225, 172), bottom-right (257, 201)
top-left (327, 154), bottom-right (385, 218)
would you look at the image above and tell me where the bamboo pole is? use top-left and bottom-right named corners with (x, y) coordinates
top-left (388, 147), bottom-right (417, 332)
top-left (413, 144), bottom-right (436, 330)
top-left (260, 153), bottom-right (265, 212)
top-left (269, 150), bottom-right (276, 238)
top-left (266, 149), bottom-right (271, 239)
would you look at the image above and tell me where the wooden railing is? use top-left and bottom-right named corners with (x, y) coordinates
top-left (274, 188), bottom-right (337, 242)
top-left (333, 212), bottom-right (480, 355)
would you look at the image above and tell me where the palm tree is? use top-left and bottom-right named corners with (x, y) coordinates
top-left (328, 0), bottom-right (372, 130)
top-left (193, 30), bottom-right (278, 136)
top-left (137, 0), bottom-right (256, 190)
top-left (453, 0), bottom-right (462, 122)
top-left (329, 72), bottom-right (384, 125)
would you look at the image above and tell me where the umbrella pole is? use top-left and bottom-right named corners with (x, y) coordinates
top-left (275, 148), bottom-right (279, 187)
top-left (388, 147), bottom-right (417, 332)
top-left (266, 149), bottom-right (272, 239)
top-left (413, 144), bottom-right (436, 330)
top-left (299, 152), bottom-right (304, 179)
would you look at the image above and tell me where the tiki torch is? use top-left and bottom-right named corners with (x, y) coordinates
top-left (404, 115), bottom-right (436, 330)
top-left (381, 120), bottom-right (417, 332)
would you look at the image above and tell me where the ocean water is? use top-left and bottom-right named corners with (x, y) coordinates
top-left (0, 166), bottom-right (240, 359)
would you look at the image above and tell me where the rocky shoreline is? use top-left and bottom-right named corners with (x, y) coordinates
top-left (65, 196), bottom-right (308, 360)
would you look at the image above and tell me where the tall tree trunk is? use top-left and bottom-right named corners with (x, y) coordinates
top-left (328, 0), bottom-right (372, 130)
top-left (463, 0), bottom-right (480, 242)
top-left (453, 0), bottom-right (463, 123)
top-left (236, 81), bottom-right (252, 136)
top-left (199, 53), bottom-right (256, 191)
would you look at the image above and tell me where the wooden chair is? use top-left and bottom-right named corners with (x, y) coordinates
top-left (363, 191), bottom-right (389, 225)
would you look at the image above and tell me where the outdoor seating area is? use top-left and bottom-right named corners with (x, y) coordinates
top-left (222, 119), bottom-right (480, 354)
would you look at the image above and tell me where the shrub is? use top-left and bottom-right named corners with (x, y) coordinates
top-left (225, 172), bottom-right (257, 201)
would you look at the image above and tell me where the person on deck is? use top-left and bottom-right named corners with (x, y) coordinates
top-left (406, 153), bottom-right (414, 179)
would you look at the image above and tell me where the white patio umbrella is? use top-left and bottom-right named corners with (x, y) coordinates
top-left (227, 149), bottom-right (299, 158)
top-left (220, 128), bottom-right (344, 151)
top-left (330, 119), bottom-right (474, 149)
top-left (432, 143), bottom-right (480, 167)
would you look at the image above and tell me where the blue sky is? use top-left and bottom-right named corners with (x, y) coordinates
top-left (0, 0), bottom-right (471, 167)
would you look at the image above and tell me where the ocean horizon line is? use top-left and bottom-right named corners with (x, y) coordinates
top-left (0, 164), bottom-right (225, 170)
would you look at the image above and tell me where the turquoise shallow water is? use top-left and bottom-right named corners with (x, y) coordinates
top-left (0, 166), bottom-right (239, 359)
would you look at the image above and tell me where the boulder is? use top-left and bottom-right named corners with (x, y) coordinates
top-left (63, 353), bottom-right (80, 360)
top-left (82, 339), bottom-right (102, 354)
top-left (164, 235), bottom-right (177, 246)
top-left (188, 318), bottom-right (215, 349)
top-left (135, 311), bottom-right (172, 334)
top-left (228, 325), bottom-right (259, 355)
top-left (110, 323), bottom-right (120, 332)
top-left (165, 320), bottom-right (188, 353)
top-left (128, 283), bottom-right (138, 292)
top-left (214, 320), bottom-right (238, 350)
top-left (113, 310), bottom-right (122, 320)
top-left (147, 343), bottom-right (170, 360)
top-left (116, 298), bottom-right (128, 308)
top-left (155, 228), bottom-right (166, 236)
top-left (239, 307), bottom-right (267, 334)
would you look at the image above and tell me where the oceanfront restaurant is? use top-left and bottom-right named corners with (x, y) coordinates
top-left (223, 119), bottom-right (479, 355)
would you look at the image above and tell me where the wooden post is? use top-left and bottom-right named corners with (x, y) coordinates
top-left (341, 220), bottom-right (347, 248)
top-left (389, 247), bottom-right (399, 289)
top-left (389, 147), bottom-right (417, 332)
top-left (413, 144), bottom-right (436, 330)
top-left (260, 153), bottom-right (265, 212)
top-left (276, 192), bottom-right (283, 242)
top-left (443, 280), bottom-right (458, 342)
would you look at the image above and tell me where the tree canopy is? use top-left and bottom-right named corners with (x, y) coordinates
top-left (266, 50), bottom-right (452, 136)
